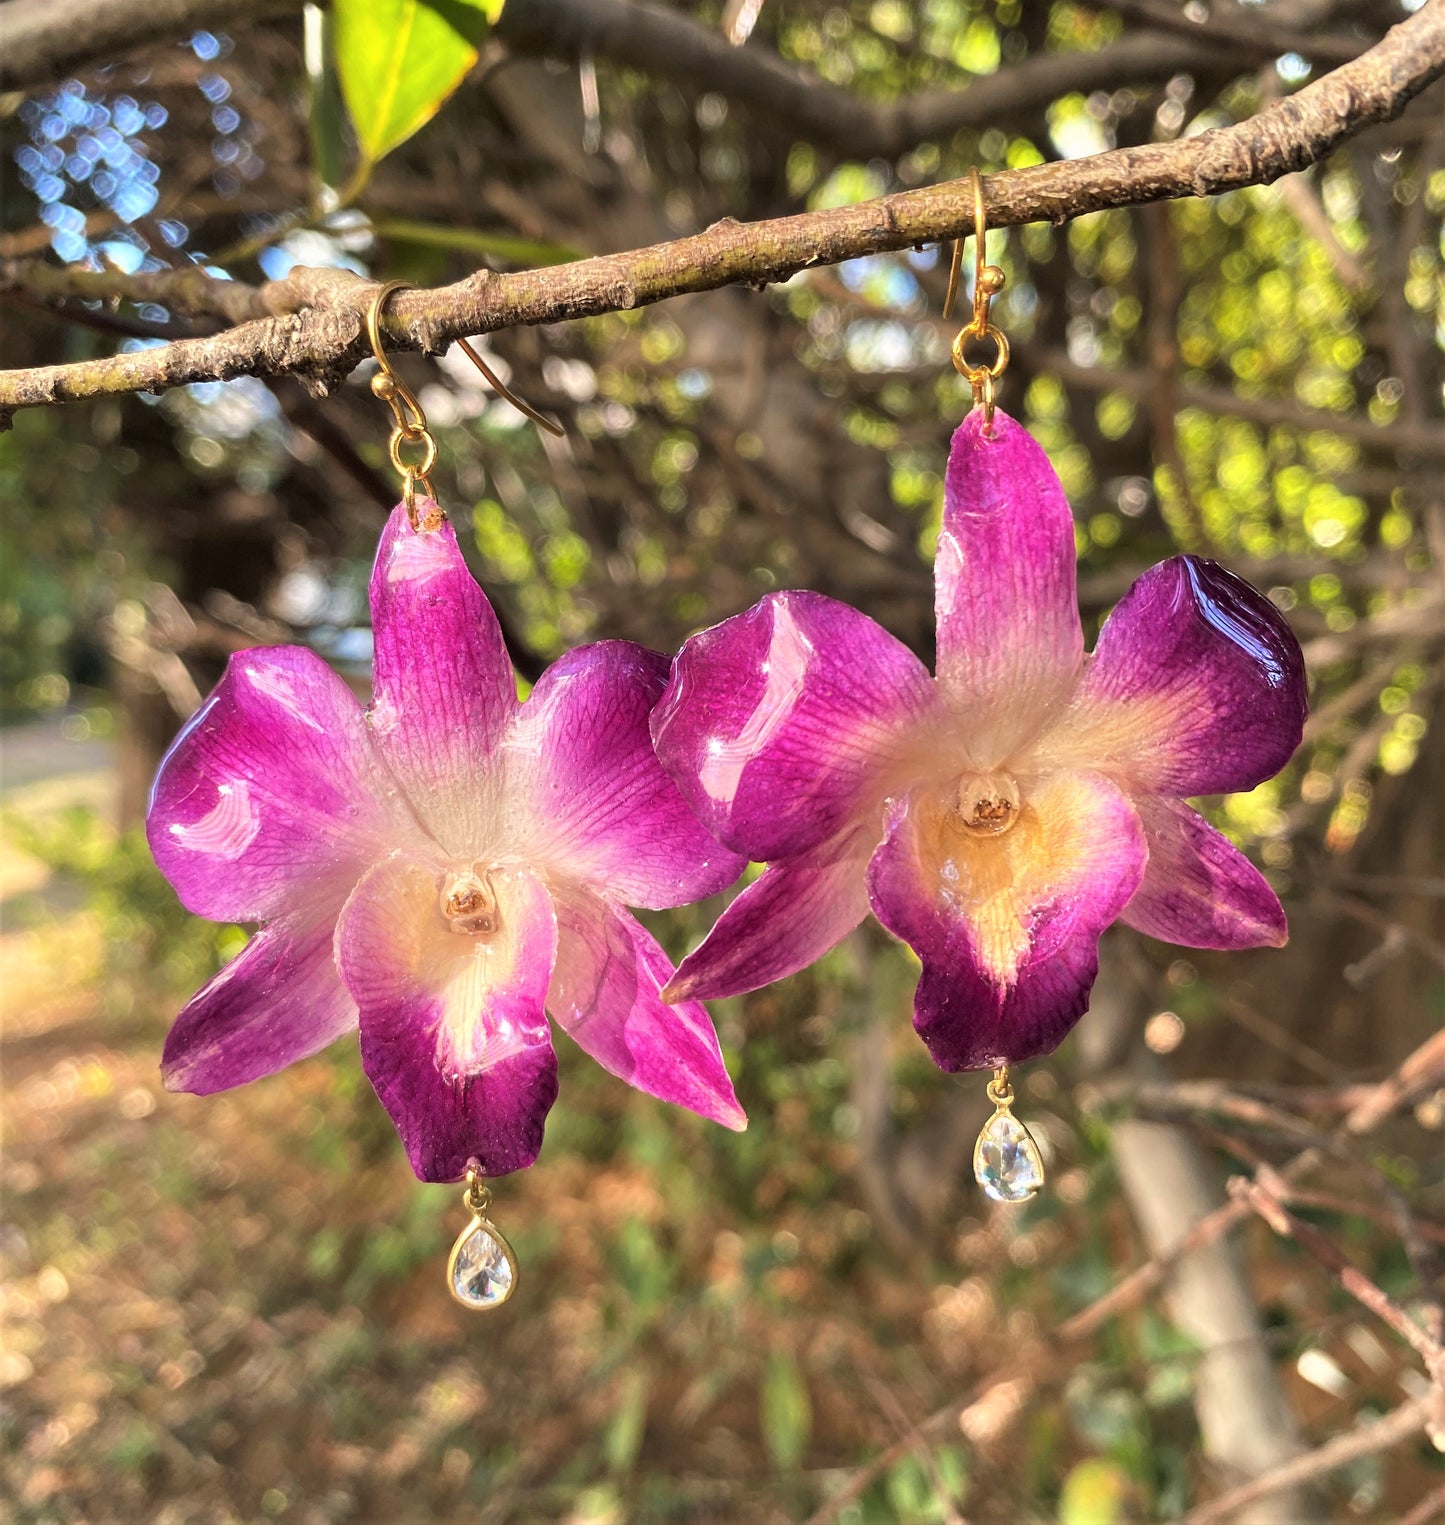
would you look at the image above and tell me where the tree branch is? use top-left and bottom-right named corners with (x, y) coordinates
top-left (0, 0), bottom-right (1245, 159)
top-left (1233, 1177), bottom-right (1445, 1368)
top-left (0, 0), bottom-right (1406, 169)
top-left (2, 0), bottom-right (1442, 425)
top-left (1102, 0), bottom-right (1374, 67)
top-left (496, 0), bottom-right (1240, 160)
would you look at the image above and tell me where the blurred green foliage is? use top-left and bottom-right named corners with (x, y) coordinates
top-left (0, 409), bottom-right (154, 719)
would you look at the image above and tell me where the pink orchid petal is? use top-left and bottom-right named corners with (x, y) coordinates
top-left (663, 833), bottom-right (873, 1003)
top-left (147, 645), bottom-right (414, 923)
top-left (867, 770), bottom-right (1146, 1070)
top-left (367, 504), bottom-right (520, 850)
top-left (161, 911), bottom-right (356, 1094)
top-left (1122, 795), bottom-right (1287, 949)
top-left (935, 410), bottom-right (1083, 755)
top-left (549, 893), bottom-right (745, 1129)
top-left (337, 852), bottom-right (559, 1181)
top-left (504, 642), bottom-right (745, 909)
top-left (1040, 556), bottom-right (1307, 795)
top-left (652, 590), bottom-right (936, 862)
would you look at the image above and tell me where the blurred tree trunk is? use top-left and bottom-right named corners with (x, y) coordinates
top-left (1080, 957), bottom-right (1325, 1525)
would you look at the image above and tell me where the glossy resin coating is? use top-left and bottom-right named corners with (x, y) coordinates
top-left (653, 410), bottom-right (1307, 1070)
top-left (148, 503), bottom-right (747, 1180)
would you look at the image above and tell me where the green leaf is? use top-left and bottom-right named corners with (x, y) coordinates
top-left (303, 4), bottom-right (346, 198)
top-left (367, 217), bottom-right (579, 267)
top-left (759, 1350), bottom-right (812, 1471)
top-left (333, 0), bottom-right (504, 170)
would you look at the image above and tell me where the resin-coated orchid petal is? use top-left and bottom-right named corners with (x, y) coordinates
top-left (549, 892), bottom-right (745, 1130)
top-left (935, 411), bottom-right (1082, 754)
top-left (655, 408), bottom-right (1306, 1072)
top-left (367, 506), bottom-right (519, 849)
top-left (506, 642), bottom-right (745, 909)
top-left (664, 833), bottom-right (873, 1004)
top-left (1040, 556), bottom-right (1307, 796)
top-left (867, 772), bottom-right (1146, 1070)
top-left (148, 501), bottom-right (747, 1181)
top-left (147, 645), bottom-right (414, 923)
top-left (339, 854), bottom-right (559, 1180)
top-left (161, 911), bottom-right (356, 1094)
top-left (652, 590), bottom-right (935, 862)
top-left (1120, 796), bottom-right (1287, 949)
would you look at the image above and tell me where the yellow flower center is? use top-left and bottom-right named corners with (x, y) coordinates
top-left (953, 771), bottom-right (1020, 836)
top-left (439, 868), bottom-right (501, 936)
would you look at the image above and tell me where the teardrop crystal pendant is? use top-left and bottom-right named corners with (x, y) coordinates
top-left (446, 1165), bottom-right (518, 1310)
top-left (973, 1065), bottom-right (1044, 1204)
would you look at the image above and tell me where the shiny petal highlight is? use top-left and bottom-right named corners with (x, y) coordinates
top-left (652, 590), bottom-right (935, 862)
top-left (147, 645), bottom-right (414, 923)
top-left (1044, 556), bottom-right (1307, 796)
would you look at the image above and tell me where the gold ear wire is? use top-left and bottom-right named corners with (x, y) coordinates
top-left (941, 167), bottom-right (987, 323)
top-left (367, 280), bottom-right (438, 528)
top-left (452, 338), bottom-right (564, 437)
top-left (945, 168), bottom-right (1010, 432)
top-left (365, 281), bottom-right (566, 527)
top-left (943, 230), bottom-right (966, 324)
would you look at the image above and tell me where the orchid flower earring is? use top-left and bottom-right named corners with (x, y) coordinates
top-left (651, 172), bottom-right (1308, 1205)
top-left (146, 284), bottom-right (747, 1309)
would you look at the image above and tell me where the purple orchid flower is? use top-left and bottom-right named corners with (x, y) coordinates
top-left (651, 410), bottom-right (1307, 1073)
top-left (147, 503), bottom-right (747, 1181)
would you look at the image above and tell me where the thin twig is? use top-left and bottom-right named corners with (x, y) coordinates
top-left (1232, 1178), bottom-right (1442, 1367)
top-left (1217, 992), bottom-right (1351, 1082)
top-left (1344, 1026), bottom-right (1445, 1134)
top-left (1176, 1396), bottom-right (1432, 1525)
top-left (863, 1376), bottom-right (967, 1525)
top-left (1277, 1188), bottom-right (1445, 1251)
top-left (1317, 889), bottom-right (1445, 976)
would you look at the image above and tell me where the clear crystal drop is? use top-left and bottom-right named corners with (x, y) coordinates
top-left (450, 1221), bottom-right (515, 1308)
top-left (974, 1110), bottom-right (1044, 1203)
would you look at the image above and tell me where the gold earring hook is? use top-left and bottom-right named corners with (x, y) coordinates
top-left (944, 168), bottom-right (1010, 433)
top-left (941, 168), bottom-right (986, 325)
top-left (452, 338), bottom-right (564, 438)
top-left (366, 280), bottom-right (440, 529)
top-left (367, 280), bottom-right (563, 442)
top-left (364, 280), bottom-right (566, 529)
